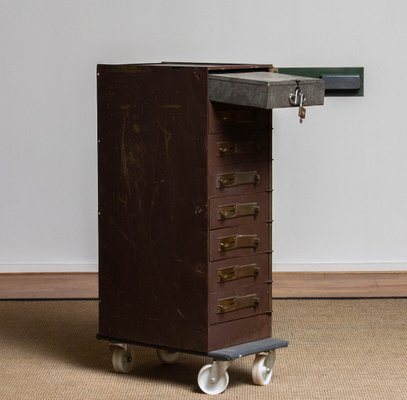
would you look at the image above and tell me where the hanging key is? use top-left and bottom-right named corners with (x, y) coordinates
top-left (289, 81), bottom-right (301, 106)
top-left (298, 92), bottom-right (306, 124)
top-left (289, 81), bottom-right (307, 124)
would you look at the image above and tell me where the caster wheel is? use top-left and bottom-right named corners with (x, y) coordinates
top-left (112, 346), bottom-right (136, 373)
top-left (197, 364), bottom-right (229, 395)
top-left (156, 349), bottom-right (180, 364)
top-left (252, 354), bottom-right (273, 386)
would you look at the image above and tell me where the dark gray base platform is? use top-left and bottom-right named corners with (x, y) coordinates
top-left (208, 338), bottom-right (289, 361)
top-left (100, 335), bottom-right (289, 394)
top-left (98, 333), bottom-right (288, 360)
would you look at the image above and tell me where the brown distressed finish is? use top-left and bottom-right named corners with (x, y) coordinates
top-left (208, 102), bottom-right (270, 134)
top-left (208, 162), bottom-right (270, 198)
top-left (97, 64), bottom-right (210, 351)
top-left (208, 313), bottom-right (271, 350)
top-left (209, 223), bottom-right (270, 262)
top-left (209, 192), bottom-right (269, 229)
top-left (207, 130), bottom-right (269, 167)
top-left (208, 283), bottom-right (269, 324)
top-left (153, 63), bottom-right (273, 71)
top-left (209, 254), bottom-right (269, 293)
top-left (97, 63), bottom-right (273, 352)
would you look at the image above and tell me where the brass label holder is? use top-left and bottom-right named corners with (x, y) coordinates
top-left (217, 171), bottom-right (259, 188)
top-left (217, 141), bottom-right (258, 157)
top-left (217, 294), bottom-right (260, 314)
top-left (217, 263), bottom-right (259, 283)
top-left (217, 110), bottom-right (257, 124)
top-left (218, 234), bottom-right (259, 252)
top-left (217, 202), bottom-right (259, 220)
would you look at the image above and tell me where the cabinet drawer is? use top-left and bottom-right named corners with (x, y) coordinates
top-left (208, 103), bottom-right (270, 134)
top-left (208, 162), bottom-right (269, 198)
top-left (209, 71), bottom-right (324, 109)
top-left (209, 254), bottom-right (269, 293)
top-left (208, 283), bottom-right (269, 324)
top-left (209, 224), bottom-right (269, 261)
top-left (207, 131), bottom-right (269, 167)
top-left (209, 192), bottom-right (269, 229)
top-left (208, 313), bottom-right (271, 350)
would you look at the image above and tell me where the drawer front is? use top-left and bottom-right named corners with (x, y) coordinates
top-left (209, 192), bottom-right (269, 230)
top-left (208, 103), bottom-right (270, 134)
top-left (209, 224), bottom-right (269, 261)
top-left (208, 162), bottom-right (269, 198)
top-left (209, 283), bottom-right (270, 324)
top-left (208, 313), bottom-right (271, 350)
top-left (209, 253), bottom-right (269, 293)
top-left (209, 71), bottom-right (325, 109)
top-left (207, 131), bottom-right (269, 167)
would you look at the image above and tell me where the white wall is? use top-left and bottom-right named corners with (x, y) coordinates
top-left (0, 0), bottom-right (406, 272)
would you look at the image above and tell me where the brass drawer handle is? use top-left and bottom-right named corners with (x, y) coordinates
top-left (218, 110), bottom-right (257, 124)
top-left (217, 294), bottom-right (260, 314)
top-left (218, 202), bottom-right (259, 220)
top-left (218, 234), bottom-right (259, 252)
top-left (217, 263), bottom-right (259, 283)
top-left (217, 171), bottom-right (260, 188)
top-left (217, 141), bottom-right (258, 157)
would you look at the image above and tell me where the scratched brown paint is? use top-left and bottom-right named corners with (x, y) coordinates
top-left (97, 63), bottom-right (272, 352)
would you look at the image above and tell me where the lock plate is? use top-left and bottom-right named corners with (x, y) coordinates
top-left (217, 202), bottom-right (260, 220)
top-left (217, 141), bottom-right (258, 157)
top-left (217, 263), bottom-right (259, 283)
top-left (218, 234), bottom-right (260, 252)
top-left (217, 171), bottom-right (259, 188)
top-left (217, 294), bottom-right (260, 314)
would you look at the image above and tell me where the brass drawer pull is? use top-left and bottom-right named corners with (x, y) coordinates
top-left (217, 171), bottom-right (260, 188)
top-left (218, 202), bottom-right (259, 220)
top-left (217, 141), bottom-right (258, 157)
top-left (218, 234), bottom-right (259, 252)
top-left (218, 110), bottom-right (257, 124)
top-left (217, 263), bottom-right (259, 283)
top-left (217, 294), bottom-right (260, 314)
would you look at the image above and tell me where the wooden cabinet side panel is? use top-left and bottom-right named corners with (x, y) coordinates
top-left (97, 65), bottom-right (209, 351)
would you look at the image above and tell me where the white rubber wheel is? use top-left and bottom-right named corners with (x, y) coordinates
top-left (156, 349), bottom-right (180, 364)
top-left (252, 354), bottom-right (273, 385)
top-left (197, 364), bottom-right (229, 395)
top-left (112, 346), bottom-right (136, 373)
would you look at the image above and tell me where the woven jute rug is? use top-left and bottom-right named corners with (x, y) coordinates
top-left (0, 299), bottom-right (406, 399)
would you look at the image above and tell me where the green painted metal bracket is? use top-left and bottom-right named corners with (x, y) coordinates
top-left (277, 67), bottom-right (364, 97)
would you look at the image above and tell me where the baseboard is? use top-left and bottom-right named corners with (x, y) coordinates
top-left (0, 263), bottom-right (98, 273)
top-left (273, 262), bottom-right (407, 272)
top-left (1, 271), bottom-right (406, 299)
top-left (0, 273), bottom-right (98, 299)
top-left (273, 271), bottom-right (407, 298)
top-left (1, 262), bottom-right (405, 273)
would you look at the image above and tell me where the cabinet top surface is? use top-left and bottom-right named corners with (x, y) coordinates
top-left (97, 62), bottom-right (274, 71)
